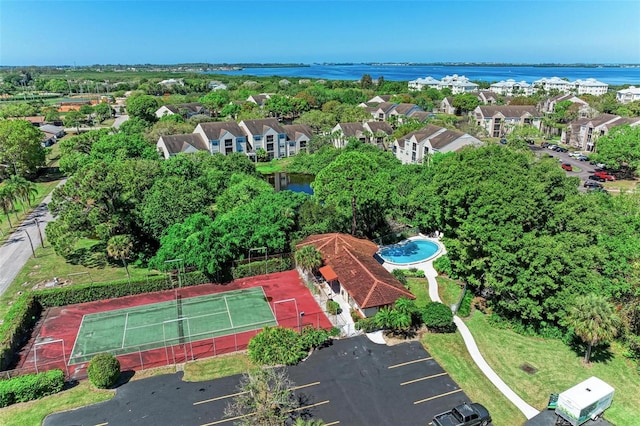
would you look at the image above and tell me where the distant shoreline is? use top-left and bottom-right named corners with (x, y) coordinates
top-left (1, 62), bottom-right (639, 69)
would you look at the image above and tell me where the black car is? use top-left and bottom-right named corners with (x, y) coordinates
top-left (584, 180), bottom-right (603, 188)
top-left (541, 142), bottom-right (550, 148)
top-left (499, 138), bottom-right (507, 145)
top-left (588, 174), bottom-right (606, 182)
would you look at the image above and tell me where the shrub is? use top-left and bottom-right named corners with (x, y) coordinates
top-left (0, 369), bottom-right (64, 407)
top-left (248, 326), bottom-right (305, 366)
top-left (350, 309), bottom-right (363, 323)
top-left (433, 255), bottom-right (456, 278)
top-left (326, 300), bottom-right (340, 315)
top-left (421, 302), bottom-right (455, 333)
top-left (88, 353), bottom-right (121, 389)
top-left (392, 269), bottom-right (407, 286)
top-left (231, 257), bottom-right (292, 279)
top-left (354, 317), bottom-right (380, 333)
top-left (456, 290), bottom-right (474, 317)
top-left (299, 327), bottom-right (330, 350)
top-left (0, 293), bottom-right (41, 370)
top-left (34, 271), bottom-right (209, 308)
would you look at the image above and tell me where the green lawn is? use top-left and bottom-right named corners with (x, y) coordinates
top-left (464, 311), bottom-right (639, 425)
top-left (422, 331), bottom-right (526, 426)
top-left (255, 157), bottom-right (293, 174)
top-left (407, 276), bottom-right (463, 308)
top-left (0, 381), bottom-right (114, 426)
top-left (183, 353), bottom-right (255, 381)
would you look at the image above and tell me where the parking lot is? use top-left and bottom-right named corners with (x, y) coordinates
top-left (45, 336), bottom-right (471, 426)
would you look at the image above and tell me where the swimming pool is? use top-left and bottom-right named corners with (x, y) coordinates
top-left (377, 239), bottom-right (441, 265)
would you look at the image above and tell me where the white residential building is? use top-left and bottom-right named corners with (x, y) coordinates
top-left (474, 105), bottom-right (542, 137)
top-left (574, 78), bottom-right (609, 96)
top-left (533, 77), bottom-right (574, 93)
top-left (408, 75), bottom-right (478, 93)
top-left (616, 86), bottom-right (640, 103)
top-left (239, 118), bottom-right (287, 160)
top-left (392, 125), bottom-right (482, 164)
top-left (490, 79), bottom-right (534, 96)
top-left (193, 121), bottom-right (248, 155)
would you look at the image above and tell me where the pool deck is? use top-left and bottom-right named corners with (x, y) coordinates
top-left (378, 234), bottom-right (540, 420)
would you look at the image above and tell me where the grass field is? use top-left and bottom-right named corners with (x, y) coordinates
top-left (255, 157), bottom-right (293, 174)
top-left (465, 311), bottom-right (639, 425)
top-left (422, 331), bottom-right (526, 426)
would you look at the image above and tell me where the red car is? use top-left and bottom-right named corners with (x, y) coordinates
top-left (594, 171), bottom-right (616, 181)
top-left (561, 163), bottom-right (573, 171)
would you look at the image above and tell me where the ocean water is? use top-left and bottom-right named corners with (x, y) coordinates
top-left (205, 64), bottom-right (640, 85)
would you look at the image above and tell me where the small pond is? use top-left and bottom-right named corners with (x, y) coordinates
top-left (264, 172), bottom-right (314, 195)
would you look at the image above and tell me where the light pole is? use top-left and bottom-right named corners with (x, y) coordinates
top-left (19, 228), bottom-right (36, 258)
top-left (249, 246), bottom-right (267, 275)
top-left (33, 218), bottom-right (44, 248)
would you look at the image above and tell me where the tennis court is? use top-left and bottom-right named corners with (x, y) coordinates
top-left (69, 286), bottom-right (276, 364)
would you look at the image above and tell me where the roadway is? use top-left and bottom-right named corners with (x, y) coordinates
top-left (0, 182), bottom-right (62, 296)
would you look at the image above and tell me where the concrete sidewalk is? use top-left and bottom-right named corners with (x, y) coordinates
top-left (380, 237), bottom-right (540, 420)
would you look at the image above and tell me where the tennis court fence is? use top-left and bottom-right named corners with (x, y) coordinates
top-left (2, 311), bottom-right (327, 381)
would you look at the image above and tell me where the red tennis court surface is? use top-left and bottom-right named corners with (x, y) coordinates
top-left (15, 271), bottom-right (331, 380)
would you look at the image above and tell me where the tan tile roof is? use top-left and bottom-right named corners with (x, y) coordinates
top-left (297, 233), bottom-right (414, 309)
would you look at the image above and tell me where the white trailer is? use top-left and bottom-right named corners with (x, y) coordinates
top-left (555, 377), bottom-right (614, 426)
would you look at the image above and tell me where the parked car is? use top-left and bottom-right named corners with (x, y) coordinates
top-left (499, 138), bottom-right (507, 145)
top-left (576, 155), bottom-right (589, 161)
top-left (541, 142), bottom-right (550, 148)
top-left (432, 403), bottom-right (491, 426)
top-left (561, 163), bottom-right (573, 171)
top-left (556, 146), bottom-right (568, 153)
top-left (526, 138), bottom-right (535, 144)
top-left (584, 180), bottom-right (603, 188)
top-left (548, 144), bottom-right (558, 150)
top-left (595, 163), bottom-right (607, 169)
top-left (569, 151), bottom-right (582, 158)
top-left (588, 174), bottom-right (606, 182)
top-left (594, 171), bottom-right (616, 181)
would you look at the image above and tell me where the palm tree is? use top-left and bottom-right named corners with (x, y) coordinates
top-left (566, 294), bottom-right (621, 364)
top-left (0, 184), bottom-right (16, 228)
top-left (8, 175), bottom-right (37, 214)
top-left (107, 234), bottom-right (134, 282)
top-left (294, 245), bottom-right (323, 275)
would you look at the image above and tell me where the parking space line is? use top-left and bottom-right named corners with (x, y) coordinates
top-left (400, 372), bottom-right (447, 386)
top-left (194, 382), bottom-right (321, 406)
top-left (324, 421), bottom-right (340, 425)
top-left (200, 400), bottom-right (330, 426)
top-left (413, 388), bottom-right (463, 405)
top-left (193, 390), bottom-right (247, 405)
top-left (287, 400), bottom-right (330, 413)
top-left (387, 357), bottom-right (433, 369)
top-left (95, 423), bottom-right (108, 426)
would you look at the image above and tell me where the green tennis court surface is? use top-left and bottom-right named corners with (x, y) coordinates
top-left (69, 287), bottom-right (276, 364)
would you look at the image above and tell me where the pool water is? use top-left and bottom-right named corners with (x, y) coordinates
top-left (378, 239), bottom-right (440, 265)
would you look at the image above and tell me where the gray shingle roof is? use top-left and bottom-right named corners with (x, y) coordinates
top-left (240, 118), bottom-right (285, 136)
top-left (283, 124), bottom-right (313, 141)
top-left (197, 121), bottom-right (245, 140)
top-left (477, 105), bottom-right (540, 118)
top-left (159, 134), bottom-right (208, 154)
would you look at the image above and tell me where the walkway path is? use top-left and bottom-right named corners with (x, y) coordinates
top-left (0, 180), bottom-right (65, 297)
top-left (380, 236), bottom-right (540, 420)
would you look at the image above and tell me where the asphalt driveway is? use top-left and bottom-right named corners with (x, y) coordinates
top-left (45, 335), bottom-right (470, 426)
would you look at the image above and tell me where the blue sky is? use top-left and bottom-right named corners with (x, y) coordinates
top-left (1, 0), bottom-right (639, 65)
